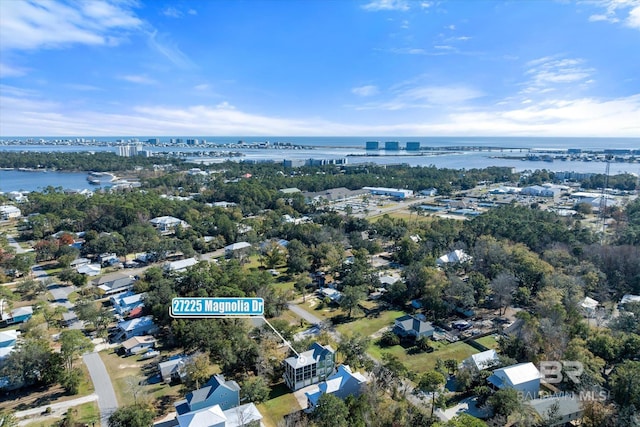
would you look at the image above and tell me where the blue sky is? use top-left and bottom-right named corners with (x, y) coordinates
top-left (0, 0), bottom-right (639, 137)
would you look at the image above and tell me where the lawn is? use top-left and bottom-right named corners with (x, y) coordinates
top-left (335, 309), bottom-right (405, 338)
top-left (369, 340), bottom-right (479, 374)
top-left (257, 383), bottom-right (301, 427)
top-left (474, 334), bottom-right (501, 350)
top-left (22, 401), bottom-right (100, 427)
top-left (298, 297), bottom-right (342, 322)
top-left (99, 349), bottom-right (182, 413)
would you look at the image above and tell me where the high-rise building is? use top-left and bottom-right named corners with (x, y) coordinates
top-left (385, 141), bottom-right (400, 151)
top-left (406, 142), bottom-right (420, 151)
top-left (366, 141), bottom-right (379, 150)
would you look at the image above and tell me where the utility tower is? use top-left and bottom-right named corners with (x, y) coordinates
top-left (599, 157), bottom-right (611, 244)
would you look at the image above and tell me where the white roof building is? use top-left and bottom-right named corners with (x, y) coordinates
top-left (224, 242), bottom-right (251, 252)
top-left (488, 362), bottom-right (541, 399)
top-left (150, 216), bottom-right (190, 234)
top-left (463, 349), bottom-right (500, 371)
top-left (620, 294), bottom-right (640, 306)
top-left (0, 205), bottom-right (21, 220)
top-left (176, 403), bottom-right (263, 427)
top-left (436, 249), bottom-right (472, 266)
top-left (165, 257), bottom-right (198, 273)
top-left (581, 297), bottom-right (599, 310)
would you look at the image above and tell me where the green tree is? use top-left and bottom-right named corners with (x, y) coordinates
top-left (108, 405), bottom-right (154, 427)
top-left (416, 371), bottom-right (445, 418)
top-left (183, 353), bottom-right (211, 390)
top-left (609, 360), bottom-right (640, 409)
top-left (60, 367), bottom-right (83, 395)
top-left (340, 285), bottom-right (366, 318)
top-left (59, 329), bottom-right (93, 371)
top-left (338, 334), bottom-right (372, 370)
top-left (490, 271), bottom-right (516, 316)
top-left (241, 375), bottom-right (270, 404)
top-left (313, 393), bottom-right (349, 427)
top-left (294, 274), bottom-right (312, 302)
top-left (10, 252), bottom-right (36, 276)
top-left (488, 388), bottom-right (522, 418)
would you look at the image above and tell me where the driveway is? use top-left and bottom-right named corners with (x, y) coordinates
top-left (15, 394), bottom-right (98, 426)
top-left (83, 352), bottom-right (118, 425)
top-left (48, 283), bottom-right (76, 309)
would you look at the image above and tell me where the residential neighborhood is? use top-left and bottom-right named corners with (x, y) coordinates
top-left (1, 155), bottom-right (639, 427)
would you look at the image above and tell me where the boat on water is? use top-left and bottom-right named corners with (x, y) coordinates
top-left (87, 171), bottom-right (114, 184)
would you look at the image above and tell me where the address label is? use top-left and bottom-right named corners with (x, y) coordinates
top-left (170, 297), bottom-right (264, 318)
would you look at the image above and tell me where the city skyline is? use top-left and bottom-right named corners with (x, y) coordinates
top-left (1, 0), bottom-right (639, 137)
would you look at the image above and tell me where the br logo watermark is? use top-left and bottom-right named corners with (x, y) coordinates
top-left (539, 361), bottom-right (583, 384)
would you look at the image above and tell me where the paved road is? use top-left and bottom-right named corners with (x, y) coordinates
top-left (6, 234), bottom-right (28, 254)
top-left (15, 393), bottom-right (98, 425)
top-left (287, 303), bottom-right (322, 325)
top-left (83, 352), bottom-right (118, 426)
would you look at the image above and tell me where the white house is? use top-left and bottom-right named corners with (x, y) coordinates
top-left (224, 242), bottom-right (251, 257)
top-left (488, 362), bottom-right (541, 399)
top-left (0, 205), bottom-right (21, 220)
top-left (462, 349), bottom-right (500, 372)
top-left (121, 335), bottom-right (157, 355)
top-left (164, 257), bottom-right (198, 273)
top-left (150, 216), bottom-right (189, 235)
top-left (436, 249), bottom-right (472, 266)
top-left (0, 330), bottom-right (19, 360)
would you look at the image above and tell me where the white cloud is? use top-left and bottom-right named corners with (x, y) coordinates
top-left (362, 0), bottom-right (410, 12)
top-left (0, 62), bottom-right (27, 77)
top-left (188, 9), bottom-right (198, 16)
top-left (1, 92), bottom-right (639, 137)
top-left (627, 5), bottom-right (640, 27)
top-left (353, 83), bottom-right (484, 110)
top-left (147, 30), bottom-right (194, 69)
top-left (118, 75), bottom-right (157, 85)
top-left (587, 0), bottom-right (640, 30)
top-left (162, 7), bottom-right (183, 18)
top-left (352, 85), bottom-right (380, 97)
top-left (194, 84), bottom-right (211, 91)
top-left (0, 0), bottom-right (142, 50)
top-left (522, 57), bottom-right (594, 94)
top-left (65, 83), bottom-right (101, 91)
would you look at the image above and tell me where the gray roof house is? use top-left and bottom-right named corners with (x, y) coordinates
top-left (393, 315), bottom-right (435, 338)
top-left (527, 395), bottom-right (583, 426)
top-left (115, 315), bottom-right (157, 341)
top-left (175, 374), bottom-right (241, 414)
top-left (159, 356), bottom-right (189, 383)
top-left (93, 273), bottom-right (136, 296)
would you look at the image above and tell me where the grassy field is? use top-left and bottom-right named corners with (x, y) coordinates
top-left (474, 335), bottom-right (500, 350)
top-left (99, 349), bottom-right (183, 415)
top-left (22, 401), bottom-right (100, 427)
top-left (335, 309), bottom-right (405, 337)
top-left (297, 297), bottom-right (342, 322)
top-left (257, 383), bottom-right (301, 427)
top-left (369, 340), bottom-right (479, 374)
